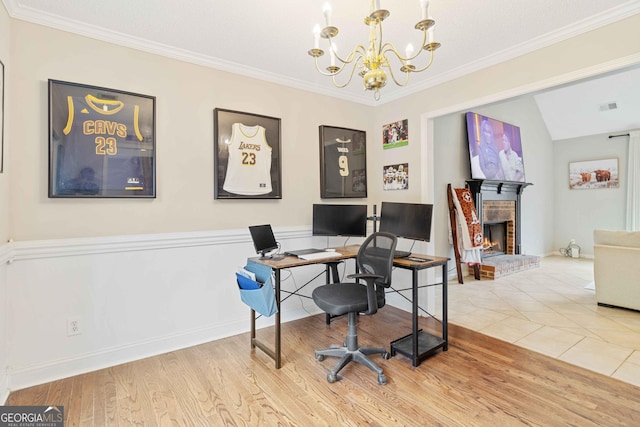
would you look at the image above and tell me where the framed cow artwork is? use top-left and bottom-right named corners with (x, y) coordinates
top-left (568, 158), bottom-right (619, 190)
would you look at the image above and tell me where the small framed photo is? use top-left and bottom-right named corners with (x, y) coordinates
top-left (383, 163), bottom-right (409, 190)
top-left (319, 125), bottom-right (367, 198)
top-left (382, 119), bottom-right (408, 149)
top-left (569, 158), bottom-right (619, 190)
top-left (214, 108), bottom-right (282, 199)
top-left (48, 80), bottom-right (156, 198)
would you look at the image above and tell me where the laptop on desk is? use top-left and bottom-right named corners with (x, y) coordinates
top-left (284, 248), bottom-right (325, 257)
top-left (284, 248), bottom-right (342, 261)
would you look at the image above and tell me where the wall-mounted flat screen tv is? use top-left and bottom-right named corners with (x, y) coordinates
top-left (312, 204), bottom-right (368, 237)
top-left (465, 112), bottom-right (526, 182)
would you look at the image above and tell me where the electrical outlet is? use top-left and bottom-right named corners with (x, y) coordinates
top-left (67, 317), bottom-right (81, 336)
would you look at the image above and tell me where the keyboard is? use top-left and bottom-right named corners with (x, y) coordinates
top-left (298, 251), bottom-right (342, 261)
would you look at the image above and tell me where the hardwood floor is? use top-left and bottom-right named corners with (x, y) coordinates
top-left (7, 306), bottom-right (640, 426)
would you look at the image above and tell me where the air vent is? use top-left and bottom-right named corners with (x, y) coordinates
top-left (599, 102), bottom-right (618, 111)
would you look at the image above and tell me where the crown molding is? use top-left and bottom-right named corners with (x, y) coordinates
top-left (378, 1), bottom-right (640, 105)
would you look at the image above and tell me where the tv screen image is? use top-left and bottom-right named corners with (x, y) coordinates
top-left (248, 224), bottom-right (279, 259)
top-left (379, 202), bottom-right (433, 242)
top-left (465, 112), bottom-right (526, 182)
top-left (312, 204), bottom-right (368, 237)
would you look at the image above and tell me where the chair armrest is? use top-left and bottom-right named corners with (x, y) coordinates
top-left (346, 273), bottom-right (383, 281)
top-left (347, 273), bottom-right (384, 315)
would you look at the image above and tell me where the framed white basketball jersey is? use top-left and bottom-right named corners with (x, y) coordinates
top-left (222, 123), bottom-right (273, 195)
top-left (214, 108), bottom-right (282, 199)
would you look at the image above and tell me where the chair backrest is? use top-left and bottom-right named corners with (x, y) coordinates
top-left (357, 232), bottom-right (398, 290)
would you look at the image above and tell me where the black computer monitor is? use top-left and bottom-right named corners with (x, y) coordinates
top-left (379, 202), bottom-right (433, 242)
top-left (248, 224), bottom-right (279, 259)
top-left (312, 204), bottom-right (368, 237)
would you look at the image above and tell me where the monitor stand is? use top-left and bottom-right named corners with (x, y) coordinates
top-left (259, 251), bottom-right (283, 260)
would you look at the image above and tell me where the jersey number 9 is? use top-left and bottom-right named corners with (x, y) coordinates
top-left (339, 155), bottom-right (349, 177)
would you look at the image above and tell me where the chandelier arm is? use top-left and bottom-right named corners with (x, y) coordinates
top-left (384, 59), bottom-right (411, 87)
top-left (406, 49), bottom-right (436, 73)
top-left (325, 39), bottom-right (368, 66)
top-left (312, 55), bottom-right (342, 77)
top-left (331, 58), bottom-right (363, 88)
top-left (380, 29), bottom-right (428, 63)
top-left (380, 43), bottom-right (404, 62)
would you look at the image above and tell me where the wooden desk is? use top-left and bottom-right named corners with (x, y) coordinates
top-left (249, 246), bottom-right (448, 369)
top-left (249, 246), bottom-right (359, 368)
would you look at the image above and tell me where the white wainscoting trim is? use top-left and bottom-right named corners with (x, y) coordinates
top-left (10, 226), bottom-right (311, 261)
top-left (4, 227), bottom-right (319, 391)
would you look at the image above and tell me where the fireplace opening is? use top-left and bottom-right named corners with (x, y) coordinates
top-left (483, 222), bottom-right (507, 257)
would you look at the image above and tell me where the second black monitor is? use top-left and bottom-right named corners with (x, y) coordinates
top-left (379, 202), bottom-right (433, 242)
top-left (312, 204), bottom-right (368, 237)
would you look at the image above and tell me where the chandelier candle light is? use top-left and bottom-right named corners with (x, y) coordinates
top-left (308, 0), bottom-right (440, 100)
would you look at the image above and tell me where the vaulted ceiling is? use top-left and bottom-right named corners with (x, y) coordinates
top-left (3, 0), bottom-right (640, 139)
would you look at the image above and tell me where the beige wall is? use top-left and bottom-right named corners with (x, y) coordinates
top-left (0, 3), bottom-right (9, 244)
top-left (6, 13), bottom-right (640, 244)
top-left (8, 20), bottom-right (375, 241)
top-left (373, 14), bottom-right (640, 256)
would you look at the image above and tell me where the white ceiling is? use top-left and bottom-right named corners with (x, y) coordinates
top-left (3, 0), bottom-right (640, 138)
top-left (534, 66), bottom-right (640, 140)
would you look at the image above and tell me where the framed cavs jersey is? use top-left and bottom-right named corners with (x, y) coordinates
top-left (214, 108), bottom-right (282, 199)
top-left (319, 125), bottom-right (367, 198)
top-left (48, 80), bottom-right (156, 198)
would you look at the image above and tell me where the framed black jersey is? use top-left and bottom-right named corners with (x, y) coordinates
top-left (319, 125), bottom-right (367, 198)
top-left (48, 80), bottom-right (156, 198)
top-left (214, 108), bottom-right (282, 199)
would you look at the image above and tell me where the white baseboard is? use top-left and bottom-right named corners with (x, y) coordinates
top-left (8, 318), bottom-right (244, 391)
top-left (4, 228), bottom-right (326, 392)
top-left (8, 302), bottom-right (322, 392)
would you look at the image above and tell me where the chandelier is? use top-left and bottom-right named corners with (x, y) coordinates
top-left (308, 0), bottom-right (441, 100)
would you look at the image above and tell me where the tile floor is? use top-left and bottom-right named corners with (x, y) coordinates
top-left (446, 255), bottom-right (640, 387)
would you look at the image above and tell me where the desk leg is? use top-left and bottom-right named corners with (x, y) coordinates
top-left (412, 268), bottom-right (419, 367)
top-left (249, 269), bottom-right (282, 369)
top-left (275, 269), bottom-right (281, 368)
top-left (251, 309), bottom-right (256, 348)
top-left (442, 263), bottom-right (448, 351)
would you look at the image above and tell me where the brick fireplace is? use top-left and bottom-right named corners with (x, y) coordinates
top-left (466, 179), bottom-right (539, 279)
top-left (482, 200), bottom-right (516, 256)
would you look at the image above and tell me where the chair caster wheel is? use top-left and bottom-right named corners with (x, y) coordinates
top-left (382, 351), bottom-right (390, 360)
top-left (378, 374), bottom-right (387, 385)
top-left (316, 354), bottom-right (325, 362)
top-left (327, 373), bottom-right (337, 383)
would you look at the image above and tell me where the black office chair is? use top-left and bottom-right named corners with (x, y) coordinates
top-left (312, 232), bottom-right (397, 385)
